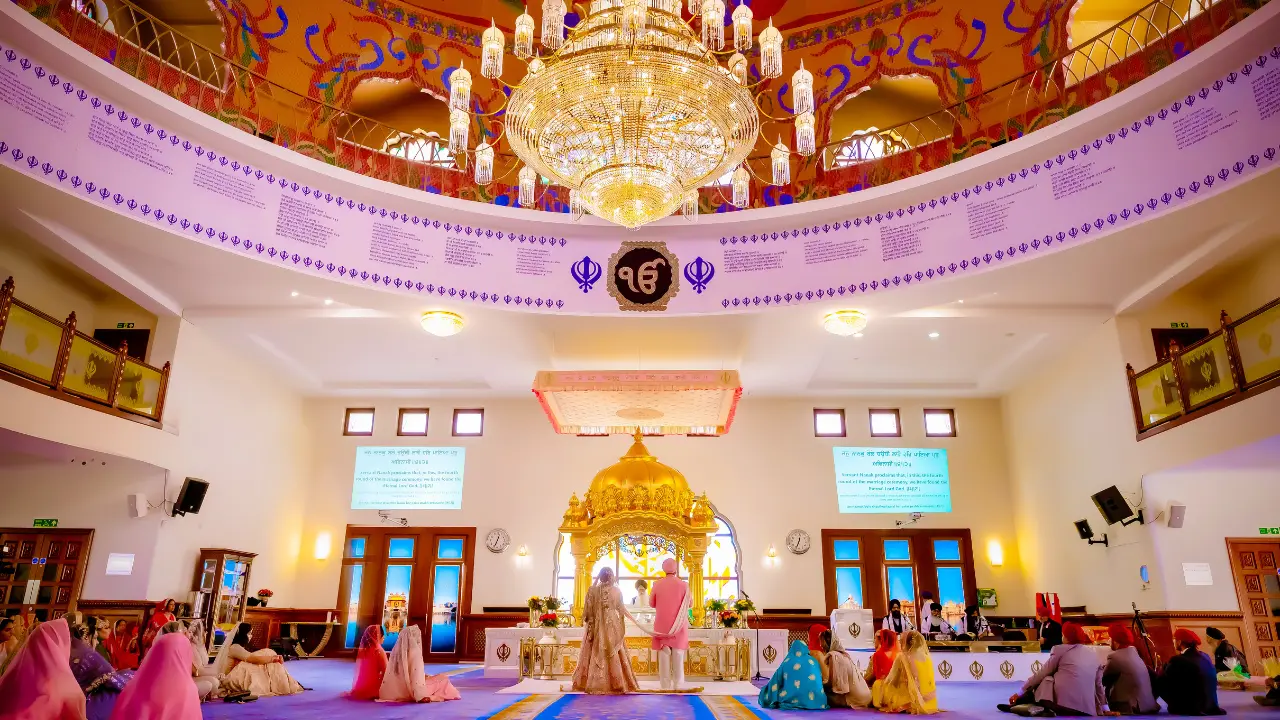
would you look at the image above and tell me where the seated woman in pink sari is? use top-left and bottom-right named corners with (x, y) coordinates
top-left (347, 625), bottom-right (387, 700)
top-left (0, 618), bottom-right (88, 720)
top-left (571, 567), bottom-right (641, 695)
top-left (378, 625), bottom-right (460, 702)
top-left (109, 633), bottom-right (201, 720)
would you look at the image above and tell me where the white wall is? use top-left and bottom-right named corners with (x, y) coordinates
top-left (293, 396), bottom-right (1031, 615)
top-left (1004, 318), bottom-right (1280, 614)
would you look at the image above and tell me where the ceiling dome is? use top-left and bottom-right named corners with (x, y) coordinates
top-left (582, 432), bottom-right (696, 521)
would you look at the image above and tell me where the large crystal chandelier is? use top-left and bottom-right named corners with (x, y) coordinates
top-left (450, 0), bottom-right (807, 229)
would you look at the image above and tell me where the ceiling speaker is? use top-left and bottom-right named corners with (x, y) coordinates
top-left (1167, 503), bottom-right (1187, 529)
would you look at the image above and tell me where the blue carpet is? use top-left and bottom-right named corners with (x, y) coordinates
top-left (200, 659), bottom-right (1275, 719)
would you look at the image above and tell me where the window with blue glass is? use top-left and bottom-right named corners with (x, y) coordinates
top-left (833, 540), bottom-right (860, 561)
top-left (388, 538), bottom-right (415, 558)
top-left (437, 538), bottom-right (464, 560)
top-left (933, 539), bottom-right (961, 562)
top-left (835, 567), bottom-right (864, 607)
top-left (346, 537), bottom-right (367, 559)
top-left (883, 539), bottom-right (911, 561)
top-left (886, 566), bottom-right (916, 607)
top-left (936, 566), bottom-right (965, 607)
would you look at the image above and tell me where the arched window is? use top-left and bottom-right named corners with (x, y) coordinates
top-left (825, 76), bottom-right (947, 170)
top-left (553, 514), bottom-right (742, 609)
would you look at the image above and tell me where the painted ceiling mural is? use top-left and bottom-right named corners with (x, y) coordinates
top-left (25, 0), bottom-right (1223, 213)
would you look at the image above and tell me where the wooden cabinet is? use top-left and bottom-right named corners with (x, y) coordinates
top-left (191, 548), bottom-right (256, 653)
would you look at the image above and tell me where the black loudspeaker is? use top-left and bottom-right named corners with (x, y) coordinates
top-left (1092, 485), bottom-right (1136, 525)
top-left (172, 477), bottom-right (208, 517)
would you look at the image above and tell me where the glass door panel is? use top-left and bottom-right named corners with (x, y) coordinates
top-left (886, 566), bottom-right (916, 614)
top-left (429, 564), bottom-right (461, 654)
top-left (381, 565), bottom-right (412, 651)
top-left (342, 564), bottom-right (365, 649)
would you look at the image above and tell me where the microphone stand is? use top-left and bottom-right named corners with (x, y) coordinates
top-left (1131, 602), bottom-right (1160, 670)
top-left (742, 591), bottom-right (765, 682)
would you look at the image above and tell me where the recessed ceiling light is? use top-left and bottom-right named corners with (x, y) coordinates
top-left (324, 298), bottom-right (334, 306)
top-left (958, 299), bottom-right (964, 304)
top-left (420, 310), bottom-right (465, 337)
top-left (290, 291), bottom-right (299, 297)
top-left (822, 309), bottom-right (868, 336)
top-left (929, 332), bottom-right (940, 338)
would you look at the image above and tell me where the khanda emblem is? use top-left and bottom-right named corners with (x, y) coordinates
top-left (683, 256), bottom-right (716, 294)
top-left (570, 256), bottom-right (602, 293)
top-left (607, 241), bottom-right (680, 311)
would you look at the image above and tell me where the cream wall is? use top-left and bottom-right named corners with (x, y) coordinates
top-left (1004, 318), bottom-right (1280, 615)
top-left (293, 396), bottom-right (1031, 616)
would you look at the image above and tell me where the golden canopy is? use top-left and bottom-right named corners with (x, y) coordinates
top-left (560, 432), bottom-right (718, 624)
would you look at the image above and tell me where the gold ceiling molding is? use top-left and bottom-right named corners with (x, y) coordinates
top-left (532, 370), bottom-right (742, 436)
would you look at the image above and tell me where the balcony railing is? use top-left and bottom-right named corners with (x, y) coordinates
top-left (0, 277), bottom-right (170, 426)
top-left (1126, 297), bottom-right (1280, 438)
top-left (15, 0), bottom-right (1269, 213)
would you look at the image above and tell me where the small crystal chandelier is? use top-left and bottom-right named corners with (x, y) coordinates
top-left (450, 1), bottom-right (810, 228)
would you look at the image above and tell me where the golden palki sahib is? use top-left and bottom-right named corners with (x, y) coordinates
top-left (451, 0), bottom-right (812, 229)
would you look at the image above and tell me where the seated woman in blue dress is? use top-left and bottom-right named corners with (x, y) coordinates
top-left (70, 621), bottom-right (134, 720)
top-left (759, 639), bottom-right (828, 710)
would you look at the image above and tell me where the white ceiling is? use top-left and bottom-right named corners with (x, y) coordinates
top-left (2, 166), bottom-right (1277, 398)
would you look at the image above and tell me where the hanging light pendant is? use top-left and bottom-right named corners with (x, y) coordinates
top-left (688, 0), bottom-right (702, 15)
top-left (449, 63), bottom-right (471, 113)
top-left (701, 0), bottom-right (725, 51)
top-left (771, 139), bottom-right (791, 186)
top-left (792, 60), bottom-right (814, 115)
top-left (542, 0), bottom-right (566, 49)
top-left (514, 7), bottom-right (535, 58)
top-left (731, 165), bottom-right (750, 208)
top-left (569, 188), bottom-right (586, 220)
top-left (518, 166), bottom-right (537, 207)
top-left (759, 18), bottom-right (782, 78)
top-left (732, 2), bottom-right (753, 51)
top-left (682, 189), bottom-right (699, 220)
top-left (449, 109), bottom-right (469, 155)
top-left (621, 0), bottom-right (648, 40)
top-left (481, 20), bottom-right (505, 78)
top-left (728, 52), bottom-right (747, 84)
top-left (795, 111), bottom-right (815, 156)
top-left (475, 141), bottom-right (494, 185)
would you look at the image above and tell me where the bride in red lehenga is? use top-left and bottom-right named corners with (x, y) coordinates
top-left (571, 567), bottom-right (641, 694)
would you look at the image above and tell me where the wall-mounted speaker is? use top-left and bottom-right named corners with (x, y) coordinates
top-left (1168, 503), bottom-right (1187, 529)
top-left (127, 493), bottom-right (147, 518)
top-left (172, 478), bottom-right (208, 517)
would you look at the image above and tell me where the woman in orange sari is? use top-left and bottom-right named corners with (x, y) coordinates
top-left (869, 628), bottom-right (899, 709)
top-left (106, 620), bottom-right (139, 670)
top-left (347, 625), bottom-right (387, 700)
top-left (140, 599), bottom-right (177, 653)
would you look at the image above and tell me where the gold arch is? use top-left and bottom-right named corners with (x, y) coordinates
top-left (560, 432), bottom-right (719, 625)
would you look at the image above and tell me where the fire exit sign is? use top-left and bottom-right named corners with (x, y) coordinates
top-left (1169, 322), bottom-right (1190, 328)
top-left (1260, 527), bottom-right (1280, 535)
top-left (32, 518), bottom-right (58, 528)
top-left (116, 322), bottom-right (135, 329)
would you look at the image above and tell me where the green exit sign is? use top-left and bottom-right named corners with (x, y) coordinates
top-left (1169, 322), bottom-right (1190, 328)
top-left (1259, 527), bottom-right (1280, 535)
top-left (32, 519), bottom-right (58, 528)
top-left (116, 322), bottom-right (136, 329)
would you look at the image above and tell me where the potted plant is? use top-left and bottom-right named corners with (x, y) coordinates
top-left (527, 596), bottom-right (543, 626)
top-left (537, 613), bottom-right (559, 644)
top-left (255, 589), bottom-right (273, 607)
top-left (732, 596), bottom-right (754, 628)
top-left (719, 608), bottom-right (742, 629)
top-left (705, 598), bottom-right (727, 628)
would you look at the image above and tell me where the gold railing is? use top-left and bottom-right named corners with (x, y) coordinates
top-left (0, 276), bottom-right (171, 424)
top-left (17, 0), bottom-right (1269, 210)
top-left (1126, 297), bottom-right (1280, 437)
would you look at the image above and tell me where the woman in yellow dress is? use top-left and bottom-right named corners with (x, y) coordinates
top-left (879, 630), bottom-right (938, 714)
top-left (213, 623), bottom-right (304, 698)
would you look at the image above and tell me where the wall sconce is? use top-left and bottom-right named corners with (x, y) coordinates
top-left (313, 531), bottom-right (332, 561)
top-left (766, 544), bottom-right (778, 566)
top-left (987, 539), bottom-right (1004, 567)
top-left (517, 544), bottom-right (529, 557)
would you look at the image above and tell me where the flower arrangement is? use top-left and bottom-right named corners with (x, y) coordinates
top-left (543, 596), bottom-right (562, 612)
top-left (732, 596), bottom-right (754, 614)
top-left (527, 596), bottom-right (544, 612)
top-left (705, 598), bottom-right (727, 613)
top-left (256, 589), bottom-right (273, 598)
top-left (719, 609), bottom-right (742, 628)
top-left (538, 613), bottom-right (558, 628)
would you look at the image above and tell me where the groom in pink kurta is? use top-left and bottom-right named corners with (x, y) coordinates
top-left (649, 558), bottom-right (689, 690)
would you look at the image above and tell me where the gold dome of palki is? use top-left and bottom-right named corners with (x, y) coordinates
top-left (580, 431), bottom-right (698, 523)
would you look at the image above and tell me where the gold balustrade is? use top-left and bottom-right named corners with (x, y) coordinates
top-left (0, 276), bottom-right (171, 426)
top-left (1126, 296), bottom-right (1280, 437)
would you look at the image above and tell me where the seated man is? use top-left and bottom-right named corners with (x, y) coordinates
top-left (1255, 675), bottom-right (1280, 707)
top-left (1157, 629), bottom-right (1226, 716)
top-left (920, 602), bottom-right (953, 638)
top-left (1102, 624), bottom-right (1159, 715)
top-left (1037, 610), bottom-right (1063, 652)
top-left (881, 599), bottom-right (915, 635)
top-left (1204, 627), bottom-right (1247, 674)
top-left (955, 605), bottom-right (991, 640)
top-left (998, 623), bottom-right (1105, 716)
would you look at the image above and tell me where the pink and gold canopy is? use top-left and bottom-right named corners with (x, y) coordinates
top-left (532, 370), bottom-right (742, 436)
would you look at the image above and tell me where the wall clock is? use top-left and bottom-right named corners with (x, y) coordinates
top-left (786, 529), bottom-right (811, 555)
top-left (485, 528), bottom-right (511, 554)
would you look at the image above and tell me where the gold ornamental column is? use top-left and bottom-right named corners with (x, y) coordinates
top-left (571, 541), bottom-right (591, 626)
top-left (685, 548), bottom-right (707, 626)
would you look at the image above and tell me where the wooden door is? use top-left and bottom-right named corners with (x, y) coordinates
top-left (1227, 538), bottom-right (1280, 673)
top-left (0, 529), bottom-right (92, 621)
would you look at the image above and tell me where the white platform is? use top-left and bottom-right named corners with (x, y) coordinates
top-left (498, 678), bottom-right (759, 695)
top-left (831, 608), bottom-right (876, 650)
top-left (846, 646), bottom-right (1112, 682)
top-left (483, 626), bottom-right (788, 678)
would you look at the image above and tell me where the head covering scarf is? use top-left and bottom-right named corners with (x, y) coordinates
top-left (105, 621), bottom-right (139, 670)
top-left (212, 623), bottom-right (252, 677)
top-left (872, 628), bottom-right (899, 679)
top-left (1173, 628), bottom-right (1201, 647)
top-left (757, 639), bottom-right (827, 709)
top-left (69, 634), bottom-right (128, 696)
top-left (109, 632), bottom-right (201, 720)
top-left (662, 558), bottom-right (677, 575)
top-left (1063, 622), bottom-right (1091, 645)
top-left (348, 625), bottom-right (387, 701)
top-left (0, 618), bottom-right (88, 720)
top-left (808, 624), bottom-right (826, 653)
top-left (1108, 623), bottom-right (1135, 649)
top-left (378, 625), bottom-right (460, 702)
top-left (182, 621), bottom-right (207, 669)
top-left (882, 631), bottom-right (931, 713)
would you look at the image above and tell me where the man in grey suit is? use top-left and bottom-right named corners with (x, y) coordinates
top-left (1102, 624), bottom-right (1159, 715)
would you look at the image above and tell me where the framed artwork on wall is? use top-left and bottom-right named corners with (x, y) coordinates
top-left (977, 588), bottom-right (998, 608)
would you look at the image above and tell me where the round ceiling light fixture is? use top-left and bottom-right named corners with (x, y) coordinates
top-left (822, 309), bottom-right (868, 337)
top-left (420, 310), bottom-right (465, 337)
